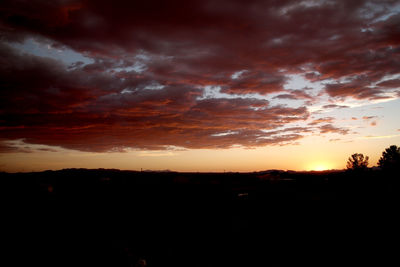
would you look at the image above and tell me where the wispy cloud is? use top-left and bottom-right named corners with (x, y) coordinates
top-left (361, 134), bottom-right (400, 140)
top-left (138, 151), bottom-right (177, 157)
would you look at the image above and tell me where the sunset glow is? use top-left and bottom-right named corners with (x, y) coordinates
top-left (308, 163), bottom-right (331, 172)
top-left (1, 0), bottom-right (400, 172)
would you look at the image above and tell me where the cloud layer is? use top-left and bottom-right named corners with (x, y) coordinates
top-left (1, 0), bottom-right (399, 151)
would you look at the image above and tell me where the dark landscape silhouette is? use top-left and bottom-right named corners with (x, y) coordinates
top-left (2, 145), bottom-right (399, 266)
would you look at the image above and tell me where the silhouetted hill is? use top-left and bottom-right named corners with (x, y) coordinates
top-left (2, 168), bottom-right (399, 266)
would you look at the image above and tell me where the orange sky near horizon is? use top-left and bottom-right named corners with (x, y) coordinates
top-left (1, 120), bottom-right (399, 173)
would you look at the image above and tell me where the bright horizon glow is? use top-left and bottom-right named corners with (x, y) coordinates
top-left (307, 163), bottom-right (331, 171)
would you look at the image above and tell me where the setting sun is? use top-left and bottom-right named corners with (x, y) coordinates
top-left (308, 163), bottom-right (331, 171)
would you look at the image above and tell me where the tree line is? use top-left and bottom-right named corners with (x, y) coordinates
top-left (347, 145), bottom-right (400, 171)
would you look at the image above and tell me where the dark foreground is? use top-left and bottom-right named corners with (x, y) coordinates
top-left (1, 169), bottom-right (399, 266)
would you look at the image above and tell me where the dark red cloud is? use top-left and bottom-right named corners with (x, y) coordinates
top-left (291, 90), bottom-right (313, 99)
top-left (273, 94), bottom-right (298, 100)
top-left (362, 116), bottom-right (378, 126)
top-left (2, 1), bottom-right (399, 85)
top-left (376, 79), bottom-right (400, 88)
top-left (0, 0), bottom-right (399, 151)
top-left (319, 124), bottom-right (349, 135)
top-left (322, 104), bottom-right (349, 109)
top-left (0, 43), bottom-right (120, 115)
top-left (324, 75), bottom-right (385, 99)
top-left (222, 71), bottom-right (287, 95)
top-left (308, 117), bottom-right (335, 126)
top-left (0, 43), bottom-right (309, 151)
top-left (273, 89), bottom-right (314, 101)
top-left (362, 116), bottom-right (378, 120)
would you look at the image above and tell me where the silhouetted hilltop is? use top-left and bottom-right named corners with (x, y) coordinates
top-left (2, 167), bottom-right (398, 201)
top-left (2, 168), bottom-right (399, 267)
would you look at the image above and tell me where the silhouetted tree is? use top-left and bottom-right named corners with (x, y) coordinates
top-left (378, 145), bottom-right (400, 171)
top-left (346, 153), bottom-right (369, 171)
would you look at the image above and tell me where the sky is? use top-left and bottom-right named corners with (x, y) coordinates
top-left (1, 0), bottom-right (400, 172)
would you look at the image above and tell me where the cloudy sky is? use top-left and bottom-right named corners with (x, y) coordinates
top-left (1, 0), bottom-right (400, 172)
